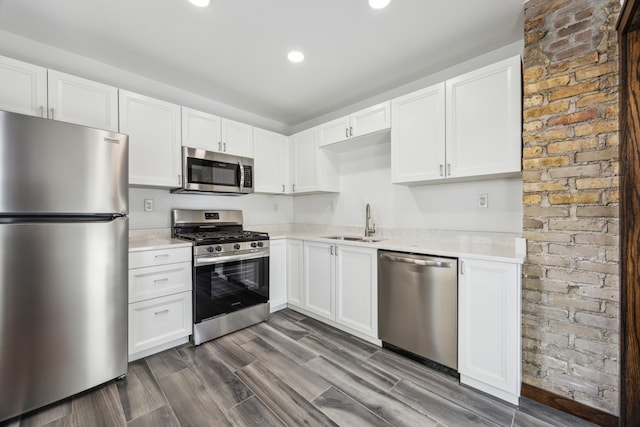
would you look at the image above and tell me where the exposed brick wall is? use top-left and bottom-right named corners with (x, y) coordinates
top-left (522, 0), bottom-right (620, 415)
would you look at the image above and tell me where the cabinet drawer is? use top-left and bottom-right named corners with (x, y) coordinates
top-left (129, 261), bottom-right (192, 303)
top-left (129, 246), bottom-right (191, 269)
top-left (128, 292), bottom-right (192, 356)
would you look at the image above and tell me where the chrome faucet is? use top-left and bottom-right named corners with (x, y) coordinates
top-left (365, 203), bottom-right (376, 237)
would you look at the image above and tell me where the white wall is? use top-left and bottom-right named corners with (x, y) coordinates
top-left (293, 144), bottom-right (523, 233)
top-left (129, 188), bottom-right (294, 229)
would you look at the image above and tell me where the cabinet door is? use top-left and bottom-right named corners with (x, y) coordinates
top-left (391, 83), bottom-right (446, 183)
top-left (269, 239), bottom-right (288, 311)
top-left (351, 101), bottom-right (391, 138)
top-left (303, 241), bottom-right (335, 320)
top-left (286, 239), bottom-right (304, 308)
top-left (0, 55), bottom-right (47, 117)
top-left (335, 245), bottom-right (377, 338)
top-left (221, 118), bottom-right (253, 158)
top-left (254, 128), bottom-right (289, 194)
top-left (446, 56), bottom-right (521, 179)
top-left (318, 116), bottom-right (350, 147)
top-left (181, 107), bottom-right (221, 152)
top-left (128, 291), bottom-right (192, 359)
top-left (458, 258), bottom-right (521, 404)
top-left (119, 90), bottom-right (182, 187)
top-left (291, 127), bottom-right (318, 193)
top-left (47, 70), bottom-right (118, 131)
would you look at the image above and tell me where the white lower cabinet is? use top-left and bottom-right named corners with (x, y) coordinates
top-left (128, 246), bottom-right (192, 361)
top-left (286, 239), bottom-right (304, 309)
top-left (335, 245), bottom-right (378, 338)
top-left (269, 239), bottom-right (287, 312)
top-left (301, 240), bottom-right (378, 342)
top-left (458, 258), bottom-right (521, 405)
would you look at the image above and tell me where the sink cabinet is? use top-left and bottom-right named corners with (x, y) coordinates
top-left (458, 257), bottom-right (521, 405)
top-left (301, 240), bottom-right (378, 342)
top-left (128, 246), bottom-right (192, 361)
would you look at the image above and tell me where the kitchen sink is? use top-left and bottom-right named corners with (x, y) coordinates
top-left (322, 235), bottom-right (383, 243)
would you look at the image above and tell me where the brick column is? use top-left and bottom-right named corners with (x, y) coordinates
top-left (522, 0), bottom-right (620, 415)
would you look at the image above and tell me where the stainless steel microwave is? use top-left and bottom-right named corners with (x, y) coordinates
top-left (172, 147), bottom-right (254, 195)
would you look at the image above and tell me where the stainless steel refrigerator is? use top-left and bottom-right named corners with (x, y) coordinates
top-left (0, 110), bottom-right (128, 422)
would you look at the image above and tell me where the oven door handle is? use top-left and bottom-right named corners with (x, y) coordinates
top-left (195, 250), bottom-right (268, 266)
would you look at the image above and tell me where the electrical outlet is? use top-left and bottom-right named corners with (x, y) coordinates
top-left (144, 199), bottom-right (154, 212)
top-left (477, 194), bottom-right (488, 209)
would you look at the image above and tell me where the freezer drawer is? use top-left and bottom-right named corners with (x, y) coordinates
top-left (0, 218), bottom-right (128, 421)
top-left (378, 250), bottom-right (458, 370)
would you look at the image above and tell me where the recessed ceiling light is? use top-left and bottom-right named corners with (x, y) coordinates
top-left (287, 51), bottom-right (305, 63)
top-left (188, 0), bottom-right (210, 7)
top-left (368, 0), bottom-right (391, 9)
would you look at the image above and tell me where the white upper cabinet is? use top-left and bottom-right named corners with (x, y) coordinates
top-left (291, 127), bottom-right (339, 194)
top-left (47, 70), bottom-right (119, 131)
top-left (446, 56), bottom-right (522, 179)
top-left (0, 55), bottom-right (47, 117)
top-left (318, 101), bottom-right (391, 148)
top-left (391, 83), bottom-right (446, 183)
top-left (253, 127), bottom-right (289, 194)
top-left (119, 90), bottom-right (182, 188)
top-left (182, 107), bottom-right (253, 158)
top-left (181, 107), bottom-right (221, 152)
top-left (392, 56), bottom-right (521, 184)
top-left (221, 118), bottom-right (254, 158)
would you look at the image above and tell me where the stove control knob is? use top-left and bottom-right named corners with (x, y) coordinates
top-left (215, 245), bottom-right (223, 252)
top-left (250, 242), bottom-right (257, 248)
top-left (234, 243), bottom-right (241, 250)
top-left (207, 247), bottom-right (214, 253)
top-left (257, 241), bottom-right (264, 247)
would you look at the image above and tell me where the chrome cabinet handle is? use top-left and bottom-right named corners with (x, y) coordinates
top-left (330, 245), bottom-right (334, 255)
top-left (292, 184), bottom-right (296, 192)
top-left (440, 164), bottom-right (444, 176)
top-left (223, 142), bottom-right (227, 152)
top-left (460, 261), bottom-right (465, 275)
top-left (380, 253), bottom-right (454, 268)
top-left (218, 141), bottom-right (222, 151)
top-left (154, 254), bottom-right (170, 259)
top-left (178, 174), bottom-right (181, 185)
top-left (282, 184), bottom-right (285, 192)
top-left (350, 126), bottom-right (353, 137)
top-left (447, 163), bottom-right (451, 176)
top-left (153, 278), bottom-right (169, 283)
top-left (154, 309), bottom-right (169, 315)
top-left (345, 128), bottom-right (349, 138)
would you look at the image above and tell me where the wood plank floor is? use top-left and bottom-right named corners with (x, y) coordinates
top-left (2, 309), bottom-right (598, 427)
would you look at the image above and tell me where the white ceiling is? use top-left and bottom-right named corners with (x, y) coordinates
top-left (0, 0), bottom-right (524, 127)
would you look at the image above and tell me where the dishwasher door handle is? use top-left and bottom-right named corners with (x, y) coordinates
top-left (380, 253), bottom-right (454, 268)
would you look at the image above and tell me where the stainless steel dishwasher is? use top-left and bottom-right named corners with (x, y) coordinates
top-left (378, 250), bottom-right (458, 370)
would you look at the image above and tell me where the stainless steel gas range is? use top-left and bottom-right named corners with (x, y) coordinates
top-left (172, 209), bottom-right (269, 345)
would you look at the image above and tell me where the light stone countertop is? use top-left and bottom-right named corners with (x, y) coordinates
top-left (128, 229), bottom-right (192, 252)
top-left (128, 225), bottom-right (525, 263)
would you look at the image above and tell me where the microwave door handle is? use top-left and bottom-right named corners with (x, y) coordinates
top-left (239, 160), bottom-right (245, 192)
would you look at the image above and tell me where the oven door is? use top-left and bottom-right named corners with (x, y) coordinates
top-left (181, 147), bottom-right (253, 194)
top-left (194, 251), bottom-right (269, 322)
